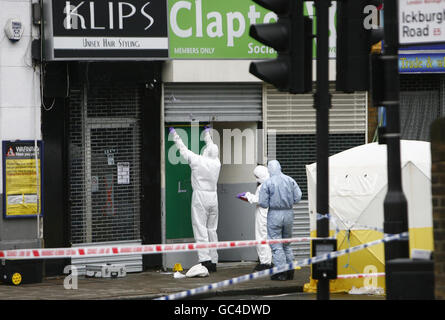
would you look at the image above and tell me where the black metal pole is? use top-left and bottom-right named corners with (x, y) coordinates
top-left (314, 0), bottom-right (331, 301)
top-left (382, 0), bottom-right (410, 289)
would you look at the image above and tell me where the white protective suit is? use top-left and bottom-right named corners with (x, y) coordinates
top-left (244, 165), bottom-right (272, 266)
top-left (172, 128), bottom-right (221, 263)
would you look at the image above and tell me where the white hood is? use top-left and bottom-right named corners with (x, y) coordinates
top-left (253, 165), bottom-right (269, 184)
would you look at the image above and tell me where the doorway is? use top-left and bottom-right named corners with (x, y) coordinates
top-left (67, 81), bottom-right (143, 273)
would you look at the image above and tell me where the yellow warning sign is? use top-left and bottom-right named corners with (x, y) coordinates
top-left (5, 159), bottom-right (41, 216)
top-left (3, 141), bottom-right (42, 218)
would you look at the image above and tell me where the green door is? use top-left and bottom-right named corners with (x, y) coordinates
top-left (165, 124), bottom-right (206, 239)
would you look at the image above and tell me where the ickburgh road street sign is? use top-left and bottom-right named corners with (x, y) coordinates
top-left (399, 0), bottom-right (445, 46)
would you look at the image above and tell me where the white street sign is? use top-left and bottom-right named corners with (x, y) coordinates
top-left (399, 0), bottom-right (445, 45)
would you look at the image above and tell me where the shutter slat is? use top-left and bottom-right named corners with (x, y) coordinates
top-left (291, 201), bottom-right (311, 260)
top-left (266, 84), bottom-right (367, 134)
top-left (165, 83), bottom-right (262, 122)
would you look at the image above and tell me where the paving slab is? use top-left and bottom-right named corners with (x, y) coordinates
top-left (0, 262), bottom-right (311, 300)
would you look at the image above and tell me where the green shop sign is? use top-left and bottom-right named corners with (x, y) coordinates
top-left (168, 0), bottom-right (278, 59)
top-left (168, 0), bottom-right (337, 59)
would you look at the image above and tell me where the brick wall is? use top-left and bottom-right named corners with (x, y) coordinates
top-left (368, 103), bottom-right (378, 143)
top-left (431, 117), bottom-right (445, 300)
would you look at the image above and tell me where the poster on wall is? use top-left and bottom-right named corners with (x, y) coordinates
top-left (117, 162), bottom-right (130, 185)
top-left (2, 141), bottom-right (43, 218)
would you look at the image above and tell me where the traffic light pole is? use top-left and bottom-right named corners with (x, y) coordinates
top-left (314, 0), bottom-right (331, 300)
top-left (381, 0), bottom-right (437, 300)
top-left (382, 0), bottom-right (410, 263)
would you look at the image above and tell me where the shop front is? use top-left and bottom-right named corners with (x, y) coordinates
top-left (40, 0), bottom-right (168, 275)
top-left (398, 45), bottom-right (445, 141)
top-left (161, 0), bottom-right (368, 269)
top-left (35, 0), bottom-right (372, 274)
top-left (161, 79), bottom-right (264, 268)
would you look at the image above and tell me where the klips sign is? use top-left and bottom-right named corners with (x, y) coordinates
top-left (43, 0), bottom-right (169, 60)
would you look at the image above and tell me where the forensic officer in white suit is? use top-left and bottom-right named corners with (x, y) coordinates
top-left (169, 125), bottom-right (221, 272)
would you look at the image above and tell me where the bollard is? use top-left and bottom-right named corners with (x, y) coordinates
top-left (386, 258), bottom-right (434, 300)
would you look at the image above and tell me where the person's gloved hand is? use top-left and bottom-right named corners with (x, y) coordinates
top-left (236, 192), bottom-right (248, 202)
top-left (169, 127), bottom-right (176, 134)
top-left (236, 192), bottom-right (246, 199)
top-left (204, 125), bottom-right (211, 133)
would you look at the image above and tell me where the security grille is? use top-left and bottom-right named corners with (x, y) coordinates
top-left (270, 133), bottom-right (366, 200)
top-left (164, 83), bottom-right (262, 122)
top-left (265, 84), bottom-right (367, 260)
top-left (68, 84), bottom-right (142, 245)
top-left (398, 74), bottom-right (443, 141)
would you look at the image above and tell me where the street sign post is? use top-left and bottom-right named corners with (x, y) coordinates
top-left (381, 0), bottom-right (436, 300)
top-left (313, 0), bottom-right (331, 300)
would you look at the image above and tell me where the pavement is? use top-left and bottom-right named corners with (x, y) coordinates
top-left (0, 262), bottom-right (312, 300)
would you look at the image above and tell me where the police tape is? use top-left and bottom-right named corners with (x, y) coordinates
top-left (155, 231), bottom-right (408, 300)
top-left (337, 272), bottom-right (385, 279)
top-left (316, 213), bottom-right (385, 233)
top-left (0, 236), bottom-right (318, 260)
top-left (0, 213), bottom-right (386, 260)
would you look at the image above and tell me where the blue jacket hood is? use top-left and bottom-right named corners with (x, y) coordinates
top-left (259, 160), bottom-right (302, 210)
top-left (268, 160), bottom-right (282, 176)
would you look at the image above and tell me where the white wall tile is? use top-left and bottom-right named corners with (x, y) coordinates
top-left (0, 65), bottom-right (40, 108)
top-left (0, 35), bottom-right (35, 67)
top-left (0, 105), bottom-right (41, 141)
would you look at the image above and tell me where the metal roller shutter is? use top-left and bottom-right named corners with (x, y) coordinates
top-left (266, 84), bottom-right (367, 134)
top-left (164, 83), bottom-right (262, 122)
top-left (291, 201), bottom-right (310, 261)
top-left (265, 84), bottom-right (367, 260)
top-left (68, 83), bottom-right (143, 273)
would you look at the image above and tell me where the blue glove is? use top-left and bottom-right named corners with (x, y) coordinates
top-left (169, 127), bottom-right (176, 134)
top-left (236, 192), bottom-right (246, 199)
top-left (204, 125), bottom-right (211, 133)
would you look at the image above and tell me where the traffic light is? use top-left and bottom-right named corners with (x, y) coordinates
top-left (249, 0), bottom-right (313, 94)
top-left (336, 0), bottom-right (383, 93)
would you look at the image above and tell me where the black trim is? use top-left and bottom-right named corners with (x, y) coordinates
top-left (42, 92), bottom-right (71, 276)
top-left (140, 63), bottom-right (163, 269)
top-left (54, 49), bottom-right (168, 59)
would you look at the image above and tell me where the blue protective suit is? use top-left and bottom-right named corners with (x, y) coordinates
top-left (259, 160), bottom-right (302, 269)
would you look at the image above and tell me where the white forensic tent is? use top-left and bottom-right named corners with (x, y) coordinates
top-left (303, 140), bottom-right (433, 293)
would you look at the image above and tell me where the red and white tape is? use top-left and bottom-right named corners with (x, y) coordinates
top-left (337, 272), bottom-right (385, 279)
top-left (0, 236), bottom-right (315, 260)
